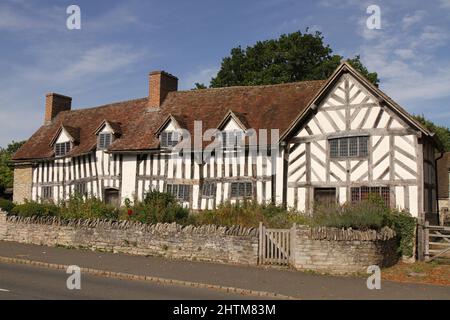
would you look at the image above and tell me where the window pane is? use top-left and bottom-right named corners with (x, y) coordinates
top-left (339, 138), bottom-right (348, 157)
top-left (231, 183), bottom-right (238, 197)
top-left (245, 182), bottom-right (252, 197)
top-left (349, 137), bottom-right (358, 157)
top-left (330, 140), bottom-right (338, 158)
top-left (359, 137), bottom-right (368, 156)
top-left (351, 187), bottom-right (360, 203)
top-left (238, 182), bottom-right (245, 197)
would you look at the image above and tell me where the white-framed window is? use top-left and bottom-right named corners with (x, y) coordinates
top-left (55, 141), bottom-right (71, 157)
top-left (329, 136), bottom-right (369, 158)
top-left (202, 182), bottom-right (217, 198)
top-left (160, 131), bottom-right (179, 148)
top-left (221, 130), bottom-right (244, 148)
top-left (98, 132), bottom-right (113, 149)
top-left (230, 181), bottom-right (253, 199)
top-left (166, 184), bottom-right (190, 201)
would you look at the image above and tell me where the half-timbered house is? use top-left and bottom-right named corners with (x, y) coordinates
top-left (12, 63), bottom-right (443, 222)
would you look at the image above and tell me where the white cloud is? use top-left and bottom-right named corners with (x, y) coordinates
top-left (180, 67), bottom-right (219, 90)
top-left (401, 10), bottom-right (426, 29)
top-left (440, 0), bottom-right (450, 8)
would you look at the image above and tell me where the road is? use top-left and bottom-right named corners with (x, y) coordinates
top-left (0, 262), bottom-right (256, 300)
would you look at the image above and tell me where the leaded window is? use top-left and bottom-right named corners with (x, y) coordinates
top-left (160, 131), bottom-right (179, 148)
top-left (55, 142), bottom-right (71, 157)
top-left (351, 186), bottom-right (390, 206)
top-left (230, 182), bottom-right (253, 198)
top-left (98, 133), bottom-right (113, 149)
top-left (166, 184), bottom-right (190, 201)
top-left (202, 182), bottom-right (217, 198)
top-left (329, 136), bottom-right (369, 158)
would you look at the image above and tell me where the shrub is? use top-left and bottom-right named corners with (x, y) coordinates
top-left (11, 200), bottom-right (59, 217)
top-left (0, 198), bottom-right (15, 213)
top-left (126, 191), bottom-right (189, 224)
top-left (386, 210), bottom-right (416, 257)
top-left (59, 194), bottom-right (119, 220)
top-left (193, 201), bottom-right (300, 228)
top-left (312, 199), bottom-right (389, 231)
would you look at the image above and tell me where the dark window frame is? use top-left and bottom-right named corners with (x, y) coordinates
top-left (74, 182), bottom-right (88, 197)
top-left (166, 184), bottom-right (190, 202)
top-left (351, 186), bottom-right (390, 207)
top-left (201, 182), bottom-right (217, 198)
top-left (42, 186), bottom-right (53, 201)
top-left (329, 136), bottom-right (369, 159)
top-left (230, 181), bottom-right (253, 199)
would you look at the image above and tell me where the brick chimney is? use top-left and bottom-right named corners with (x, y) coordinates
top-left (149, 71), bottom-right (178, 108)
top-left (45, 93), bottom-right (72, 124)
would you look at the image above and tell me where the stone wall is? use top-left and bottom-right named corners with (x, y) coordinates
top-left (0, 213), bottom-right (259, 265)
top-left (13, 165), bottom-right (32, 204)
top-left (291, 226), bottom-right (398, 274)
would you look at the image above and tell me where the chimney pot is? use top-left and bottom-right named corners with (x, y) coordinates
top-left (45, 93), bottom-right (72, 125)
top-left (149, 71), bottom-right (178, 108)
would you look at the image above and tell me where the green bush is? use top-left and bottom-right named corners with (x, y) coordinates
top-left (11, 200), bottom-right (59, 217)
top-left (0, 198), bottom-right (15, 213)
top-left (386, 210), bottom-right (416, 257)
top-left (312, 198), bottom-right (389, 231)
top-left (193, 201), bottom-right (302, 228)
top-left (126, 191), bottom-right (189, 224)
top-left (59, 194), bottom-right (119, 220)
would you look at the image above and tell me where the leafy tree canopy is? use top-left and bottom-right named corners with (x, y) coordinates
top-left (210, 30), bottom-right (379, 88)
top-left (0, 141), bottom-right (25, 194)
top-left (413, 115), bottom-right (450, 152)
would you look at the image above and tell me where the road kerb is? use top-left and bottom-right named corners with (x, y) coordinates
top-left (0, 256), bottom-right (296, 300)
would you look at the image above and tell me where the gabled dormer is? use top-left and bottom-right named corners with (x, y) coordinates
top-left (94, 120), bottom-right (122, 150)
top-left (217, 110), bottom-right (248, 148)
top-left (50, 125), bottom-right (80, 157)
top-left (155, 114), bottom-right (183, 149)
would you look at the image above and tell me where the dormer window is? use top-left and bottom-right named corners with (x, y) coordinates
top-left (55, 142), bottom-right (71, 157)
top-left (160, 131), bottom-right (179, 148)
top-left (98, 132), bottom-right (113, 149)
top-left (221, 130), bottom-right (243, 148)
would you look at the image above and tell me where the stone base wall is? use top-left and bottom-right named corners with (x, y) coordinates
top-left (0, 213), bottom-right (259, 265)
top-left (13, 165), bottom-right (33, 204)
top-left (291, 226), bottom-right (398, 274)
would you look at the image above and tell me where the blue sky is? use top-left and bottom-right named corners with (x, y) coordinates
top-left (0, 0), bottom-right (449, 148)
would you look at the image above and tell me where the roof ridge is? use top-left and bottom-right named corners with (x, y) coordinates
top-left (65, 97), bottom-right (148, 114)
top-left (173, 79), bottom-right (327, 94)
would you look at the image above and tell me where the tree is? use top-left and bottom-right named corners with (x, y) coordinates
top-left (210, 30), bottom-right (379, 88)
top-left (413, 115), bottom-right (450, 152)
top-left (193, 83), bottom-right (207, 90)
top-left (0, 141), bottom-right (25, 195)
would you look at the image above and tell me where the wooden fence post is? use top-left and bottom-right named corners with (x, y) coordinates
top-left (258, 222), bottom-right (263, 265)
top-left (424, 221), bottom-right (430, 262)
top-left (290, 223), bottom-right (297, 265)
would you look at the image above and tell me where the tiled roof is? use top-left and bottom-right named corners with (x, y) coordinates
top-left (13, 80), bottom-right (325, 160)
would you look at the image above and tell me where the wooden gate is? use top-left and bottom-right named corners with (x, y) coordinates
top-left (423, 222), bottom-right (450, 262)
top-left (259, 222), bottom-right (291, 266)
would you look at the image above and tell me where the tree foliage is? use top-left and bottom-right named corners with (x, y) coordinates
top-left (413, 115), bottom-right (450, 152)
top-left (0, 141), bottom-right (25, 194)
top-left (210, 30), bottom-right (379, 88)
